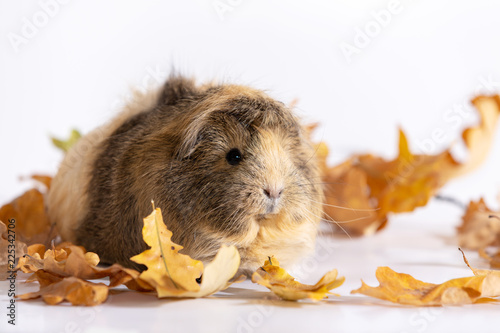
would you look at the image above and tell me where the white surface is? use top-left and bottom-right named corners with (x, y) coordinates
top-left (1, 1), bottom-right (500, 332)
top-left (1, 202), bottom-right (498, 333)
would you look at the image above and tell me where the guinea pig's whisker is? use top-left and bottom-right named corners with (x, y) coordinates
top-left (297, 181), bottom-right (350, 187)
top-left (327, 215), bottom-right (373, 224)
top-left (302, 206), bottom-right (352, 239)
top-left (321, 211), bottom-right (352, 240)
top-left (287, 139), bottom-right (324, 183)
top-left (224, 209), bottom-right (247, 235)
top-left (309, 199), bottom-right (379, 212)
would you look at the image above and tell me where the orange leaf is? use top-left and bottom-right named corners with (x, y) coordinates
top-left (0, 189), bottom-right (54, 246)
top-left (30, 174), bottom-right (52, 189)
top-left (319, 95), bottom-right (500, 236)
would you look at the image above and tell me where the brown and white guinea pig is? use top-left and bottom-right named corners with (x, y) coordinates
top-left (47, 75), bottom-right (324, 273)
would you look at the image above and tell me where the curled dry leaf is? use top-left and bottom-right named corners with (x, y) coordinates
top-left (174, 244), bottom-right (241, 298)
top-left (0, 220), bottom-right (27, 280)
top-left (0, 151), bottom-right (54, 250)
top-left (251, 256), bottom-right (345, 301)
top-left (457, 199), bottom-right (500, 250)
top-left (0, 187), bottom-right (55, 246)
top-left (457, 199), bottom-right (500, 269)
top-left (18, 271), bottom-right (108, 306)
top-left (316, 95), bottom-right (500, 236)
top-left (479, 249), bottom-right (500, 269)
top-left (130, 206), bottom-right (240, 298)
top-left (30, 174), bottom-right (53, 189)
top-left (351, 250), bottom-right (500, 305)
top-left (17, 243), bottom-right (151, 291)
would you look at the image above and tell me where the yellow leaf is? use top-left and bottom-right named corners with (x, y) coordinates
top-left (251, 256), bottom-right (344, 301)
top-left (130, 207), bottom-right (204, 293)
top-left (351, 253), bottom-right (500, 306)
top-left (164, 244), bottom-right (241, 298)
top-left (130, 206), bottom-right (241, 298)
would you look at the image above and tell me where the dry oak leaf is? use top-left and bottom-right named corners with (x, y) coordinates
top-left (251, 256), bottom-right (345, 301)
top-left (322, 159), bottom-right (387, 236)
top-left (17, 244), bottom-right (95, 276)
top-left (130, 206), bottom-right (240, 298)
top-left (305, 123), bottom-right (386, 236)
top-left (29, 174), bottom-right (53, 189)
top-left (457, 198), bottom-right (500, 251)
top-left (351, 254), bottom-right (500, 306)
top-left (0, 188), bottom-right (53, 246)
top-left (18, 271), bottom-right (108, 306)
top-left (320, 95), bottom-right (500, 236)
top-left (17, 243), bottom-right (150, 291)
top-left (0, 220), bottom-right (27, 280)
top-left (479, 248), bottom-right (500, 270)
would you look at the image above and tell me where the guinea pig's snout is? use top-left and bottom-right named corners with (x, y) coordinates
top-left (261, 184), bottom-right (284, 214)
top-left (263, 186), bottom-right (283, 200)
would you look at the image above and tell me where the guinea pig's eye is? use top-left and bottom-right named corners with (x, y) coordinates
top-left (226, 148), bottom-right (242, 166)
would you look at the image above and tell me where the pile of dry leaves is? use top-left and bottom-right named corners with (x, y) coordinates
top-left (1, 94), bottom-right (500, 306)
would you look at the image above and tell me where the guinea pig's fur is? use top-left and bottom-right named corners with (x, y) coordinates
top-left (47, 76), bottom-right (324, 273)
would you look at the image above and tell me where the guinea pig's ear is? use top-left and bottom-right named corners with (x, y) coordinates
top-left (174, 114), bottom-right (209, 160)
top-left (159, 75), bottom-right (199, 105)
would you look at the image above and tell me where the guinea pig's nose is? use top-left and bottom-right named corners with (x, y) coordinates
top-left (263, 186), bottom-right (283, 200)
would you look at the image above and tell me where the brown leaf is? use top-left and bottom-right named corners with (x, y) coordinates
top-left (457, 199), bottom-right (500, 250)
top-left (17, 242), bottom-right (151, 292)
top-left (322, 160), bottom-right (386, 236)
top-left (18, 272), bottom-right (109, 306)
top-left (0, 220), bottom-right (27, 280)
top-left (479, 249), bottom-right (500, 269)
top-left (0, 188), bottom-right (54, 246)
top-left (251, 256), bottom-right (344, 301)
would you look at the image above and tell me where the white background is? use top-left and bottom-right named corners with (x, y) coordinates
top-left (1, 1), bottom-right (500, 332)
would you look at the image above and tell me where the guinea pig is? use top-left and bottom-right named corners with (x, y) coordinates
top-left (47, 75), bottom-right (324, 273)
